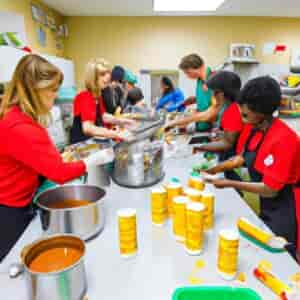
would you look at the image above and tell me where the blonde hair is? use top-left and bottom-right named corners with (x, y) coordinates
top-left (84, 58), bottom-right (111, 97)
top-left (0, 54), bottom-right (63, 124)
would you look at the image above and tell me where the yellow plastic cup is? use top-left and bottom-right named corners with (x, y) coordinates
top-left (184, 188), bottom-right (202, 202)
top-left (201, 191), bottom-right (215, 230)
top-left (188, 176), bottom-right (205, 191)
top-left (217, 229), bottom-right (239, 280)
top-left (185, 202), bottom-right (205, 255)
top-left (166, 183), bottom-right (182, 217)
top-left (173, 196), bottom-right (188, 242)
top-left (151, 187), bottom-right (168, 226)
top-left (118, 208), bottom-right (138, 258)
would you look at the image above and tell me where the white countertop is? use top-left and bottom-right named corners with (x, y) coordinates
top-left (0, 154), bottom-right (299, 300)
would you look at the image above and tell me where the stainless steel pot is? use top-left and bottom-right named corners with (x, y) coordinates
top-left (36, 185), bottom-right (106, 241)
top-left (85, 165), bottom-right (111, 188)
top-left (21, 235), bottom-right (87, 300)
top-left (112, 132), bottom-right (165, 188)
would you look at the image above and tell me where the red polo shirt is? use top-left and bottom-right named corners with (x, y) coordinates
top-left (221, 102), bottom-right (244, 133)
top-left (0, 106), bottom-right (86, 208)
top-left (236, 119), bottom-right (300, 191)
top-left (73, 90), bottom-right (108, 127)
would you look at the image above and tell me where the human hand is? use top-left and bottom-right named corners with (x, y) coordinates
top-left (201, 172), bottom-right (230, 189)
top-left (83, 148), bottom-right (115, 169)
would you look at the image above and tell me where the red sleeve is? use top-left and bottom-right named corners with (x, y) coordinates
top-left (6, 123), bottom-right (86, 184)
top-left (258, 136), bottom-right (300, 191)
top-left (221, 103), bottom-right (243, 133)
top-left (75, 92), bottom-right (97, 123)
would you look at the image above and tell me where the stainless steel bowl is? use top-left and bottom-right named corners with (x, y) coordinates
top-left (36, 185), bottom-right (106, 241)
top-left (21, 234), bottom-right (87, 300)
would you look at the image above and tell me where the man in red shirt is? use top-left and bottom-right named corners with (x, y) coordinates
top-left (204, 76), bottom-right (300, 261)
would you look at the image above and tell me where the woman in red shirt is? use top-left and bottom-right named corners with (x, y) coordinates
top-left (0, 55), bottom-right (111, 261)
top-left (204, 77), bottom-right (300, 261)
top-left (70, 59), bottom-right (134, 144)
top-left (197, 71), bottom-right (243, 180)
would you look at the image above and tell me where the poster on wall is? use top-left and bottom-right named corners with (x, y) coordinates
top-left (46, 15), bottom-right (57, 31)
top-left (31, 4), bottom-right (47, 26)
top-left (37, 27), bottom-right (46, 47)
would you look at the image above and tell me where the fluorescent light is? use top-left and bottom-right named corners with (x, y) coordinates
top-left (153, 0), bottom-right (225, 12)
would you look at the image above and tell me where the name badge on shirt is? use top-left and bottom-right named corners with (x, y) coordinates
top-left (264, 154), bottom-right (274, 167)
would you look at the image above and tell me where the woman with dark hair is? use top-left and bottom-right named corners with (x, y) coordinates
top-left (166, 71), bottom-right (243, 150)
top-left (204, 76), bottom-right (300, 261)
top-left (102, 65), bottom-right (127, 114)
top-left (156, 76), bottom-right (185, 112)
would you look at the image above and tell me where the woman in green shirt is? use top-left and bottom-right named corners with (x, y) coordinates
top-left (179, 54), bottom-right (213, 131)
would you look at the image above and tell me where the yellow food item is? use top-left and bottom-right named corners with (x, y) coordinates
top-left (237, 272), bottom-right (246, 283)
top-left (254, 263), bottom-right (292, 296)
top-left (259, 260), bottom-right (273, 271)
top-left (189, 276), bottom-right (204, 285)
top-left (290, 272), bottom-right (300, 283)
top-left (237, 218), bottom-right (272, 245)
top-left (195, 260), bottom-right (206, 269)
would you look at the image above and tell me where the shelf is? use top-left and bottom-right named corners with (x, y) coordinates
top-left (229, 57), bottom-right (260, 64)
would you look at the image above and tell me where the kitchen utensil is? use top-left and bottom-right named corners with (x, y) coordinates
top-left (21, 234), bottom-right (87, 300)
top-left (36, 185), bottom-right (106, 241)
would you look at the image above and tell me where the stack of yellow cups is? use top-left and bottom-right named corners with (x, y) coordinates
top-left (188, 175), bottom-right (205, 191)
top-left (151, 187), bottom-right (168, 226)
top-left (185, 202), bottom-right (205, 255)
top-left (173, 196), bottom-right (189, 242)
top-left (118, 209), bottom-right (138, 258)
top-left (184, 188), bottom-right (202, 203)
top-left (201, 191), bottom-right (215, 230)
top-left (166, 182), bottom-right (182, 217)
top-left (217, 229), bottom-right (239, 280)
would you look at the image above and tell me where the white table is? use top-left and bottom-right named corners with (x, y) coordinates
top-left (0, 154), bottom-right (299, 300)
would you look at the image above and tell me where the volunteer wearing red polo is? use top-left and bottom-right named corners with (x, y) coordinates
top-left (70, 59), bottom-right (134, 144)
top-left (0, 55), bottom-right (108, 262)
top-left (204, 77), bottom-right (300, 260)
top-left (196, 71), bottom-right (243, 151)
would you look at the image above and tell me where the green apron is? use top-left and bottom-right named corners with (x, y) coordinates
top-left (196, 67), bottom-right (213, 132)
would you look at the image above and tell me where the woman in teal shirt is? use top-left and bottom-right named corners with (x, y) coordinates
top-left (179, 54), bottom-right (213, 131)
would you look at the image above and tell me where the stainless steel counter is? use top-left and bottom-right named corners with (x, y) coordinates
top-left (0, 154), bottom-right (299, 300)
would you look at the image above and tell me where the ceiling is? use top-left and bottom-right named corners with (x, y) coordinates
top-left (43, 0), bottom-right (300, 17)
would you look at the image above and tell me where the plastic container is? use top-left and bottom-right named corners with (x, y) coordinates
top-left (173, 287), bottom-right (262, 300)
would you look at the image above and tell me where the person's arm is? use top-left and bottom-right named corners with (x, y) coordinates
top-left (7, 125), bottom-right (86, 184)
top-left (165, 105), bottom-right (219, 129)
top-left (199, 131), bottom-right (240, 152)
top-left (204, 177), bottom-right (278, 198)
top-left (82, 121), bottom-right (122, 140)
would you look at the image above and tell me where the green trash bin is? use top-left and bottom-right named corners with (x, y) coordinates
top-left (173, 287), bottom-right (262, 300)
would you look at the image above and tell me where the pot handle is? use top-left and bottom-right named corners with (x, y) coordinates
top-left (9, 263), bottom-right (24, 279)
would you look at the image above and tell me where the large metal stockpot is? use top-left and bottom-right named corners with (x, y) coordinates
top-left (36, 185), bottom-right (106, 241)
top-left (21, 235), bottom-right (87, 300)
top-left (112, 115), bottom-right (165, 188)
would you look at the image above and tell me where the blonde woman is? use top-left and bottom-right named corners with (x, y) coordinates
top-left (0, 54), bottom-right (113, 261)
top-left (70, 58), bottom-right (134, 143)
